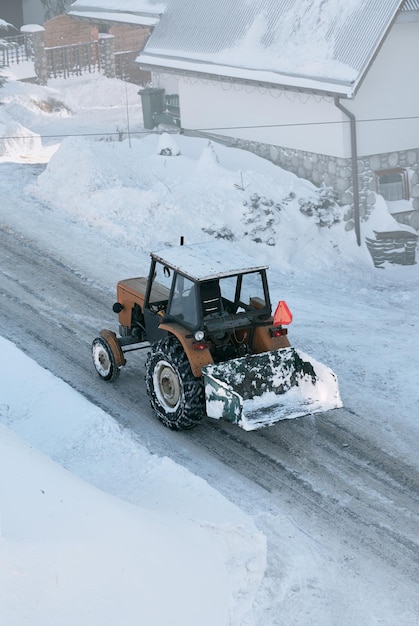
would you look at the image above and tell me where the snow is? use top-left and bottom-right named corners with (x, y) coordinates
top-left (68, 0), bottom-right (396, 95)
top-left (137, 52), bottom-right (356, 96)
top-left (0, 72), bottom-right (418, 626)
top-left (138, 0), bottom-right (404, 97)
top-left (68, 10), bottom-right (160, 26)
top-left (187, 4), bottom-right (360, 83)
top-left (20, 24), bottom-right (45, 33)
top-left (70, 0), bottom-right (167, 12)
top-left (68, 0), bottom-right (167, 23)
top-left (203, 348), bottom-right (342, 430)
top-left (151, 241), bottom-right (268, 280)
top-left (0, 337), bottom-right (264, 626)
top-left (0, 18), bottom-right (15, 30)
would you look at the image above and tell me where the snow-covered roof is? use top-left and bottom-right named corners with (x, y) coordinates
top-left (137, 0), bottom-right (407, 98)
top-left (151, 242), bottom-right (268, 281)
top-left (68, 0), bottom-right (167, 26)
top-left (0, 19), bottom-right (16, 31)
top-left (68, 10), bottom-right (160, 26)
top-left (69, 0), bottom-right (167, 12)
top-left (402, 0), bottom-right (419, 9)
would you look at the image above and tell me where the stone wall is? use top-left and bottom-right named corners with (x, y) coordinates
top-left (98, 34), bottom-right (115, 79)
top-left (366, 148), bottom-right (419, 210)
top-left (233, 138), bottom-right (419, 232)
top-left (234, 139), bottom-right (363, 232)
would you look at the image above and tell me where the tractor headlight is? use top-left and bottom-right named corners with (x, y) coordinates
top-left (194, 330), bottom-right (205, 341)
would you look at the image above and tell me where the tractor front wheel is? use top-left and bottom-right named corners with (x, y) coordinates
top-left (92, 336), bottom-right (120, 382)
top-left (145, 336), bottom-right (204, 430)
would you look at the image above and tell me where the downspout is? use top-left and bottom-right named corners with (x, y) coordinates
top-left (334, 97), bottom-right (361, 246)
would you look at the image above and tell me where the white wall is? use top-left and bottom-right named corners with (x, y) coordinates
top-left (345, 21), bottom-right (419, 156)
top-left (151, 72), bottom-right (180, 96)
top-left (178, 20), bottom-right (419, 160)
top-left (179, 78), bottom-right (350, 157)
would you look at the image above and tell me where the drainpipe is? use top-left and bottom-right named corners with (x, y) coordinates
top-left (334, 97), bottom-right (361, 246)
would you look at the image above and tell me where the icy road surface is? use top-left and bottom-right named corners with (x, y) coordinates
top-left (0, 168), bottom-right (418, 625)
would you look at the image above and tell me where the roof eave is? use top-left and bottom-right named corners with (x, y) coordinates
top-left (136, 53), bottom-right (356, 98)
top-left (67, 9), bottom-right (161, 27)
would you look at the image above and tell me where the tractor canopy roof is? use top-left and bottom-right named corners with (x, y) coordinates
top-left (151, 242), bottom-right (268, 282)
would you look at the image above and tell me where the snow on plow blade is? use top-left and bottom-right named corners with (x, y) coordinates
top-left (202, 347), bottom-right (342, 431)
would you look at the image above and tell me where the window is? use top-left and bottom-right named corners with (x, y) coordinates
top-left (168, 275), bottom-right (198, 327)
top-left (376, 168), bottom-right (409, 201)
top-left (218, 271), bottom-right (268, 313)
top-left (148, 262), bottom-right (172, 304)
top-left (237, 272), bottom-right (266, 306)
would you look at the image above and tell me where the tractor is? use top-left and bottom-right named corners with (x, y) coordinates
top-left (92, 241), bottom-right (342, 430)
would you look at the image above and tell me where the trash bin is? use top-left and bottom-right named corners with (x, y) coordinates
top-left (139, 88), bottom-right (165, 130)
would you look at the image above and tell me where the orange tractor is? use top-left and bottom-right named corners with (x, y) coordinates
top-left (92, 241), bottom-right (342, 430)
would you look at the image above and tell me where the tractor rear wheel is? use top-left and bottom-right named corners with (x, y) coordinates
top-left (92, 337), bottom-right (120, 382)
top-left (145, 336), bottom-right (204, 430)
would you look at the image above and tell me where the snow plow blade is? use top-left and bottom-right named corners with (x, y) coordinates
top-left (202, 347), bottom-right (342, 431)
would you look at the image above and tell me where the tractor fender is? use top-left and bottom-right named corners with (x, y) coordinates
top-left (252, 324), bottom-right (291, 353)
top-left (99, 329), bottom-right (126, 367)
top-left (157, 321), bottom-right (213, 378)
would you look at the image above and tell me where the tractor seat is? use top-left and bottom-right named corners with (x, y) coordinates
top-left (201, 280), bottom-right (223, 317)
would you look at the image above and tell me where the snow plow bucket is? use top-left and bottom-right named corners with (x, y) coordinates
top-left (202, 347), bottom-right (342, 431)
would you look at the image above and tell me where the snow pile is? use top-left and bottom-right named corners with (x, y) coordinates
top-left (0, 336), bottom-right (265, 626)
top-left (0, 75), bottom-right (143, 160)
top-left (26, 130), bottom-right (361, 271)
top-left (0, 115), bottom-right (42, 156)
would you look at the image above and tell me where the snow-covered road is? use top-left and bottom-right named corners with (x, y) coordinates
top-left (1, 184), bottom-right (418, 624)
top-left (1, 74), bottom-right (418, 625)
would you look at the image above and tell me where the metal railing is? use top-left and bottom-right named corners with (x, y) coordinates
top-left (45, 41), bottom-right (100, 79)
top-left (0, 34), bottom-right (34, 67)
top-left (1, 35), bottom-right (151, 86)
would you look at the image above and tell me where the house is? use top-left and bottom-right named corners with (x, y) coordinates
top-left (63, 1), bottom-right (419, 247)
top-left (126, 0), bottom-right (419, 245)
top-left (2, 1), bottom-right (157, 86)
top-left (61, 0), bottom-right (165, 84)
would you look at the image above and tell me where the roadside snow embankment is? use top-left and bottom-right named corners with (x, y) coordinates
top-left (0, 336), bottom-right (266, 626)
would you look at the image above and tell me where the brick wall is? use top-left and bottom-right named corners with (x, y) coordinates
top-left (44, 15), bottom-right (150, 52)
top-left (44, 15), bottom-right (92, 47)
top-left (109, 24), bottom-right (149, 52)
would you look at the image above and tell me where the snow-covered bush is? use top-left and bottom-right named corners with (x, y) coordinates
top-left (202, 226), bottom-right (235, 240)
top-left (298, 186), bottom-right (341, 227)
top-left (243, 192), bottom-right (283, 212)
